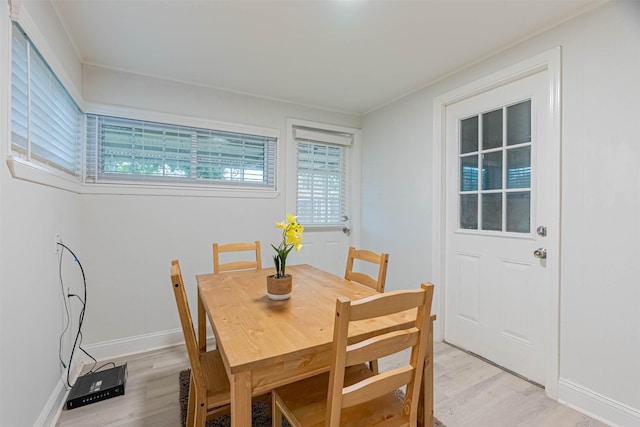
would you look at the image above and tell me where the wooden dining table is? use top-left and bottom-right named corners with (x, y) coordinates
top-left (196, 264), bottom-right (435, 427)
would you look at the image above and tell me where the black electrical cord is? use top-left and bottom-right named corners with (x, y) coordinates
top-left (58, 246), bottom-right (72, 374)
top-left (58, 242), bottom-right (119, 388)
top-left (57, 241), bottom-right (93, 389)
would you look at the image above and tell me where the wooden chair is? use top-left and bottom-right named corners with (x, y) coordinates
top-left (344, 246), bottom-right (389, 373)
top-left (198, 241), bottom-right (263, 351)
top-left (272, 282), bottom-right (434, 427)
top-left (171, 260), bottom-right (267, 426)
top-left (344, 246), bottom-right (389, 293)
top-left (170, 259), bottom-right (232, 426)
top-left (213, 240), bottom-right (262, 273)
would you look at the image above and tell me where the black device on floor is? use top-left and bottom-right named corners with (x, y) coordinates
top-left (66, 363), bottom-right (127, 410)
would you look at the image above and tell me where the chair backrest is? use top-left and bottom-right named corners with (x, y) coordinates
top-left (325, 282), bottom-right (434, 426)
top-left (344, 246), bottom-right (389, 292)
top-left (213, 241), bottom-right (262, 273)
top-left (170, 260), bottom-right (206, 388)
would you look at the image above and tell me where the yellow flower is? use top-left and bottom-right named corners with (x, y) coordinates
top-left (272, 214), bottom-right (304, 277)
top-left (285, 226), bottom-right (304, 251)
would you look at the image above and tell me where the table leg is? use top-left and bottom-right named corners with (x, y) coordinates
top-left (418, 318), bottom-right (435, 427)
top-left (230, 371), bottom-right (252, 427)
top-left (423, 319), bottom-right (435, 427)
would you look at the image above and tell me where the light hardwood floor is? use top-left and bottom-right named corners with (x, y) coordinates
top-left (55, 342), bottom-right (608, 427)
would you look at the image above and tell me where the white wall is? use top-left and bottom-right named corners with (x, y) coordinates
top-left (0, 4), bottom-right (360, 427)
top-left (361, 1), bottom-right (640, 425)
top-left (0, 3), bottom-right (6, 425)
top-left (1, 1), bottom-right (86, 426)
top-left (79, 66), bottom-right (360, 348)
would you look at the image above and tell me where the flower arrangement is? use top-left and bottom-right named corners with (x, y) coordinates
top-left (271, 214), bottom-right (304, 278)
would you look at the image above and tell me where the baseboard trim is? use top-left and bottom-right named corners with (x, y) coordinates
top-left (558, 378), bottom-right (640, 427)
top-left (34, 378), bottom-right (66, 427)
top-left (80, 328), bottom-right (186, 361)
top-left (35, 357), bottom-right (84, 427)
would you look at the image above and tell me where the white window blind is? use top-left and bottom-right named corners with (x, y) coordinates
top-left (86, 115), bottom-right (277, 188)
top-left (10, 23), bottom-right (82, 176)
top-left (295, 126), bottom-right (351, 226)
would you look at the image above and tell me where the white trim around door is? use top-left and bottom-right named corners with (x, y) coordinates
top-left (431, 47), bottom-right (562, 399)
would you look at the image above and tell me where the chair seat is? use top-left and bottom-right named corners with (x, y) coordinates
top-left (200, 349), bottom-right (231, 407)
top-left (273, 364), bottom-right (408, 427)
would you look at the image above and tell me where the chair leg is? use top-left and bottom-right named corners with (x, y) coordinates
top-left (194, 388), bottom-right (206, 427)
top-left (272, 392), bottom-right (283, 427)
top-left (187, 375), bottom-right (196, 427)
top-left (266, 392), bottom-right (273, 418)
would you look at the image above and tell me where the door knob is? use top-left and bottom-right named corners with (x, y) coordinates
top-left (533, 248), bottom-right (547, 259)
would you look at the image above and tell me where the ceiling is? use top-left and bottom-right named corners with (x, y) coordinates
top-left (51, 0), bottom-right (600, 115)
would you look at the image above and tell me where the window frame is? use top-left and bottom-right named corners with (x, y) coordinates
top-left (9, 22), bottom-right (83, 180)
top-left (286, 118), bottom-right (361, 231)
top-left (80, 106), bottom-right (281, 197)
top-left (457, 99), bottom-right (534, 236)
top-left (84, 110), bottom-right (278, 191)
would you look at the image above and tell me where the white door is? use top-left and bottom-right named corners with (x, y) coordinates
top-left (444, 70), bottom-right (553, 385)
top-left (298, 228), bottom-right (351, 277)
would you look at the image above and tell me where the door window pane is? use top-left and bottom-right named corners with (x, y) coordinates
top-left (481, 193), bottom-right (502, 231)
top-left (482, 151), bottom-right (502, 190)
top-left (507, 146), bottom-right (531, 189)
top-left (294, 125), bottom-right (352, 227)
top-left (460, 194), bottom-right (478, 230)
top-left (506, 192), bottom-right (531, 233)
top-left (461, 155), bottom-right (478, 191)
top-left (460, 116), bottom-right (478, 154)
top-left (297, 141), bottom-right (345, 226)
top-left (482, 109), bottom-right (502, 149)
top-left (507, 100), bottom-right (531, 146)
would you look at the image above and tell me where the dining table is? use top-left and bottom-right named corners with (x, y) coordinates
top-left (196, 264), bottom-right (435, 427)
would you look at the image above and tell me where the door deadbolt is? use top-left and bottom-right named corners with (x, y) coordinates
top-left (533, 248), bottom-right (547, 259)
top-left (536, 226), bottom-right (547, 237)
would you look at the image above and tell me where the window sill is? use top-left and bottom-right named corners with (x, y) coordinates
top-left (6, 156), bottom-right (83, 193)
top-left (81, 182), bottom-right (280, 198)
top-left (304, 225), bottom-right (346, 232)
top-left (6, 156), bottom-right (280, 199)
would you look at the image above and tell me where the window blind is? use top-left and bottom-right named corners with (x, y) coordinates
top-left (295, 127), bottom-right (350, 226)
top-left (10, 23), bottom-right (82, 176)
top-left (86, 115), bottom-right (277, 188)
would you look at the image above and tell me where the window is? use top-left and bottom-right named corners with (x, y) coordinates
top-left (458, 100), bottom-right (532, 233)
top-left (85, 115), bottom-right (277, 188)
top-left (294, 126), bottom-right (352, 226)
top-left (10, 23), bottom-right (82, 176)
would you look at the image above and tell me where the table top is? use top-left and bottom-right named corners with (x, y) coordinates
top-left (197, 264), bottom-right (417, 374)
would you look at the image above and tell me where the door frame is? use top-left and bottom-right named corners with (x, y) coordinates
top-left (431, 47), bottom-right (562, 398)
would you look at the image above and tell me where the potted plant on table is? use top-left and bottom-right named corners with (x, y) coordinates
top-left (267, 213), bottom-right (304, 300)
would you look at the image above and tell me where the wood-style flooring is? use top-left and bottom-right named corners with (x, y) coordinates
top-left (55, 341), bottom-right (609, 427)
